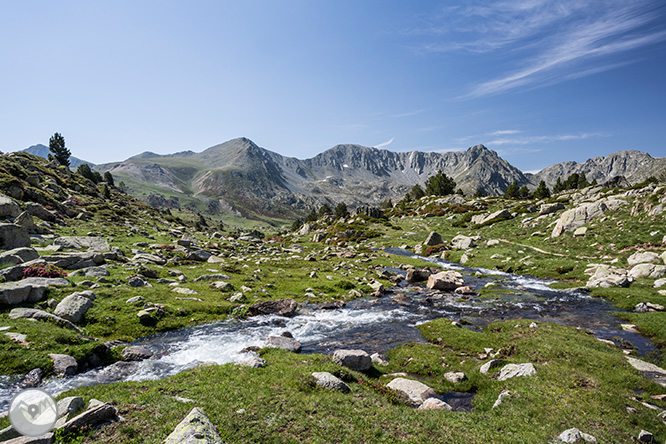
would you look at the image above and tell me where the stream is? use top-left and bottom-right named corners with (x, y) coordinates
top-left (0, 249), bottom-right (654, 409)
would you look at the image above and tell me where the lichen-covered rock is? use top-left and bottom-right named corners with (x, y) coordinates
top-left (121, 345), bottom-right (153, 361)
top-left (451, 235), bottom-right (477, 250)
top-left (497, 363), bottom-right (536, 381)
top-left (332, 349), bottom-right (372, 371)
top-left (54, 291), bottom-right (96, 323)
top-left (629, 263), bottom-right (665, 279)
top-left (164, 408), bottom-right (223, 444)
top-left (0, 278), bottom-right (69, 305)
top-left (539, 202), bottom-right (564, 215)
top-left (627, 251), bottom-right (660, 266)
top-left (426, 271), bottom-right (464, 291)
top-left (0, 194), bottom-right (21, 219)
top-left (386, 377), bottom-right (436, 407)
top-left (557, 428), bottom-right (597, 443)
top-left (265, 335), bottom-right (302, 353)
top-left (585, 264), bottom-right (631, 288)
top-left (9, 308), bottom-right (82, 332)
top-left (312, 372), bottom-right (350, 392)
top-left (417, 398), bottom-right (452, 411)
top-left (54, 236), bottom-right (110, 252)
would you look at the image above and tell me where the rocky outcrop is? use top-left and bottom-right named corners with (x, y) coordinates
top-left (627, 251), bottom-right (660, 266)
top-left (629, 264), bottom-right (665, 279)
top-left (585, 264), bottom-right (631, 288)
top-left (164, 408), bottom-right (223, 444)
top-left (551, 199), bottom-right (626, 237)
top-left (0, 194), bottom-right (21, 218)
top-left (471, 209), bottom-right (511, 226)
top-left (0, 278), bottom-right (69, 305)
top-left (54, 236), bottom-right (110, 252)
top-left (9, 308), bottom-right (83, 332)
top-left (0, 223), bottom-right (30, 249)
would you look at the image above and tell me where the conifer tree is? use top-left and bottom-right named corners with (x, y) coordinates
top-left (504, 180), bottom-right (519, 198)
top-left (49, 132), bottom-right (71, 167)
top-left (424, 170), bottom-right (456, 196)
top-left (533, 180), bottom-right (551, 199)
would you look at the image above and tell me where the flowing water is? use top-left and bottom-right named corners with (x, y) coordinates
top-left (0, 249), bottom-right (654, 409)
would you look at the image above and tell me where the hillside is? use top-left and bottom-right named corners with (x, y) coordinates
top-left (21, 144), bottom-right (92, 168)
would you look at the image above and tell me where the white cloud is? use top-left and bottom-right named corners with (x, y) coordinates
top-left (487, 132), bottom-right (604, 145)
top-left (373, 137), bottom-right (395, 149)
top-left (488, 130), bottom-right (521, 136)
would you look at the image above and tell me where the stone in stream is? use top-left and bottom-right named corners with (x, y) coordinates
top-left (19, 368), bottom-right (44, 388)
top-left (164, 407), bottom-right (223, 444)
top-left (405, 269), bottom-right (431, 283)
top-left (54, 291), bottom-right (96, 323)
top-left (557, 428), bottom-right (597, 443)
top-left (121, 345), bottom-right (153, 361)
top-left (265, 335), bottom-right (302, 353)
top-left (49, 353), bottom-right (78, 377)
top-left (312, 372), bottom-right (350, 393)
top-left (332, 349), bottom-right (372, 371)
top-left (426, 271), bottom-right (464, 291)
top-left (248, 298), bottom-right (298, 317)
top-left (497, 363), bottom-right (536, 381)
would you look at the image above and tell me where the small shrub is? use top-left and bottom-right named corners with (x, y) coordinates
top-left (22, 264), bottom-right (68, 279)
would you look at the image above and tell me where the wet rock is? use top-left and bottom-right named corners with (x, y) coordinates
top-left (332, 349), bottom-right (372, 371)
top-left (248, 298), bottom-right (298, 317)
top-left (454, 286), bottom-right (476, 295)
top-left (312, 372), bottom-right (350, 393)
top-left (0, 223), bottom-right (30, 249)
top-left (629, 263), bottom-right (665, 279)
top-left (557, 428), bottom-right (597, 443)
top-left (164, 407), bottom-right (223, 444)
top-left (265, 335), bottom-right (301, 353)
top-left (0, 193), bottom-right (21, 218)
top-left (417, 398), bottom-right (452, 411)
top-left (405, 269), bottom-right (431, 283)
top-left (444, 371), bottom-right (467, 384)
top-left (497, 363), bottom-right (536, 381)
top-left (423, 231), bottom-right (443, 246)
top-left (628, 251), bottom-right (660, 266)
top-left (386, 377), bottom-right (436, 407)
top-left (49, 353), bottom-right (78, 377)
top-left (451, 235), bottom-right (477, 250)
top-left (54, 291), bottom-right (96, 323)
top-left (426, 271), bottom-right (464, 291)
top-left (368, 281), bottom-right (384, 296)
top-left (19, 368), bottom-right (44, 388)
top-left (54, 236), bottom-right (110, 252)
top-left (9, 308), bottom-right (82, 332)
top-left (0, 277), bottom-right (69, 305)
top-left (471, 209), bottom-right (511, 226)
top-left (121, 345), bottom-right (153, 361)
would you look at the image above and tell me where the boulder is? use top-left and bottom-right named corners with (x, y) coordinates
top-left (238, 355), bottom-right (266, 368)
top-left (55, 397), bottom-right (86, 427)
top-left (451, 235), bottom-right (476, 250)
top-left (20, 368), bottom-right (44, 388)
top-left (131, 253), bottom-right (167, 265)
top-left (332, 349), bottom-right (372, 371)
top-left (426, 271), bottom-right (464, 291)
top-left (164, 408), bottom-right (223, 444)
top-left (249, 298), bottom-right (298, 317)
top-left (629, 264), bottom-right (666, 279)
top-left (638, 430), bottom-right (656, 443)
top-left (0, 194), bottom-right (21, 218)
top-left (193, 274), bottom-right (231, 282)
top-left (265, 335), bottom-right (301, 353)
top-left (0, 278), bottom-right (69, 305)
top-left (423, 231), bottom-right (443, 246)
top-left (497, 363), bottom-right (536, 381)
top-left (59, 402), bottom-right (118, 434)
top-left (585, 265), bottom-right (630, 288)
top-left (209, 281), bottom-right (234, 291)
top-left (0, 224), bottom-right (30, 249)
top-left (13, 212), bottom-right (38, 232)
top-left (417, 398), bottom-right (452, 411)
top-left (444, 371), bottom-right (467, 384)
top-left (70, 266), bottom-right (110, 277)
top-left (25, 202), bottom-right (57, 222)
top-left (41, 252), bottom-right (105, 270)
top-left (573, 227), bottom-right (587, 237)
top-left (54, 291), bottom-right (96, 323)
top-left (480, 359), bottom-right (504, 374)
top-left (538, 202), bottom-right (564, 215)
top-left (471, 209), bottom-right (511, 226)
top-left (54, 236), bottom-right (110, 252)
top-left (405, 269), bottom-right (431, 283)
top-left (628, 251), bottom-right (660, 266)
top-left (312, 372), bottom-right (350, 392)
top-left (49, 353), bottom-right (78, 376)
top-left (551, 200), bottom-right (625, 237)
top-left (186, 249), bottom-right (212, 261)
top-left (0, 247), bottom-right (40, 266)
top-left (557, 428), bottom-right (598, 443)
top-left (9, 308), bottom-right (83, 332)
top-left (386, 378), bottom-right (436, 407)
top-left (128, 276), bottom-right (151, 287)
top-left (121, 345), bottom-right (153, 361)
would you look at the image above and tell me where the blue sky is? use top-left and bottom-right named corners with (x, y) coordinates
top-left (2, 0), bottom-right (665, 171)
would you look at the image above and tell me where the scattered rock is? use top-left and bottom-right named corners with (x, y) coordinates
top-left (186, 249), bottom-right (212, 262)
top-left (386, 378), bottom-right (436, 407)
top-left (0, 247), bottom-right (40, 267)
top-left (638, 430), bottom-right (656, 443)
top-left (573, 227), bottom-right (587, 237)
top-left (418, 398), bottom-right (452, 411)
top-left (557, 428), bottom-right (597, 443)
top-left (9, 308), bottom-right (82, 333)
top-left (70, 266), bottom-right (110, 277)
top-left (497, 363), bottom-right (536, 381)
top-left (332, 349), bottom-right (372, 371)
top-left (265, 335), bottom-right (302, 353)
top-left (629, 263), bottom-right (665, 279)
top-left (423, 231), bottom-right (443, 246)
top-left (492, 390), bottom-right (511, 409)
top-left (628, 251), bottom-right (661, 266)
top-left (426, 271), bottom-right (464, 291)
top-left (312, 372), bottom-right (350, 392)
top-left (371, 353), bottom-right (389, 366)
top-left (126, 296), bottom-right (146, 304)
top-left (0, 223), bottom-right (30, 249)
top-left (625, 356), bottom-right (666, 387)
top-left (0, 277), bottom-right (69, 305)
top-left (471, 209), bottom-right (511, 226)
top-left (131, 253), bottom-right (167, 265)
top-left (128, 276), bottom-right (151, 287)
top-left (209, 281), bottom-right (234, 291)
top-left (164, 407), bottom-right (223, 444)
top-left (54, 236), bottom-right (110, 252)
top-left (454, 286), bottom-right (476, 295)
top-left (54, 291), bottom-right (96, 323)
top-left (238, 355), bottom-right (266, 368)
top-left (451, 235), bottom-right (476, 250)
top-left (444, 371), bottom-right (467, 384)
top-left (405, 269), bottom-right (431, 283)
top-left (59, 402), bottom-right (118, 435)
top-left (121, 345), bottom-right (153, 361)
top-left (55, 397), bottom-right (85, 427)
top-left (172, 287), bottom-right (198, 295)
top-left (249, 298), bottom-right (298, 317)
top-left (539, 202), bottom-right (564, 215)
top-left (480, 359), bottom-right (504, 374)
top-left (49, 353), bottom-right (78, 377)
top-left (585, 264), bottom-right (630, 288)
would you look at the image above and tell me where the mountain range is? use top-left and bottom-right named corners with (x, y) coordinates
top-left (18, 138), bottom-right (666, 222)
top-left (21, 144), bottom-right (92, 168)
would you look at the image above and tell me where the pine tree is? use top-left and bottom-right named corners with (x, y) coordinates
top-left (553, 177), bottom-right (564, 193)
top-left (305, 208), bottom-right (318, 222)
top-left (409, 184), bottom-right (425, 200)
top-left (49, 132), bottom-right (71, 167)
top-left (77, 164), bottom-right (95, 182)
top-left (104, 171), bottom-right (115, 187)
top-left (334, 202), bottom-right (349, 219)
top-left (318, 203), bottom-right (332, 217)
top-left (504, 180), bottom-right (519, 199)
top-left (518, 185), bottom-right (531, 199)
top-left (577, 172), bottom-right (589, 189)
top-left (424, 170), bottom-right (456, 196)
top-left (533, 180), bottom-right (551, 199)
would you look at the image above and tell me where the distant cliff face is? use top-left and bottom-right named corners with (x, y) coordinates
top-left (98, 138), bottom-right (531, 219)
top-left (530, 150), bottom-right (666, 188)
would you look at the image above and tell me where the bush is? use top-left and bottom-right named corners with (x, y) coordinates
top-left (22, 264), bottom-right (68, 279)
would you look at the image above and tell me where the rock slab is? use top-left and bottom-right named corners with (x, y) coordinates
top-left (164, 407), bottom-right (223, 444)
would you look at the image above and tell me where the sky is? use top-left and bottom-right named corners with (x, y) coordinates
top-left (2, 0), bottom-right (666, 172)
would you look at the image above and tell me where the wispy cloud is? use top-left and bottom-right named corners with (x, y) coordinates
top-left (391, 109), bottom-right (427, 118)
top-left (373, 137), bottom-right (395, 148)
top-left (488, 129), bottom-right (521, 136)
top-left (411, 0), bottom-right (666, 97)
top-left (487, 132), bottom-right (604, 145)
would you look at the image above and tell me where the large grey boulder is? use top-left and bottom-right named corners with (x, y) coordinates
top-left (0, 247), bottom-right (40, 266)
top-left (49, 353), bottom-right (78, 376)
top-left (164, 408), bottom-right (223, 444)
top-left (629, 264), bottom-right (666, 279)
top-left (539, 202), bottom-right (565, 215)
top-left (497, 363), bottom-right (536, 381)
top-left (471, 209), bottom-right (511, 226)
top-left (41, 252), bottom-right (105, 270)
top-left (312, 372), bottom-right (350, 393)
top-left (0, 277), bottom-right (69, 305)
top-left (332, 349), bottom-right (372, 371)
top-left (54, 236), bottom-right (110, 252)
top-left (551, 199), bottom-right (625, 237)
top-left (132, 253), bottom-right (167, 265)
top-left (265, 335), bottom-right (302, 353)
top-left (54, 291), bottom-right (96, 323)
top-left (0, 194), bottom-right (21, 219)
top-left (121, 345), bottom-right (153, 361)
top-left (627, 251), bottom-right (660, 266)
top-left (426, 271), bottom-right (464, 291)
top-left (26, 202), bottom-right (57, 222)
top-left (585, 264), bottom-right (631, 288)
top-left (423, 231), bottom-right (442, 246)
top-left (249, 298), bottom-right (298, 317)
top-left (186, 249), bottom-right (212, 262)
top-left (386, 378), bottom-right (437, 407)
top-left (0, 224), bottom-right (30, 249)
top-left (9, 308), bottom-right (83, 333)
top-left (451, 235), bottom-right (477, 250)
top-left (405, 269), bottom-right (431, 283)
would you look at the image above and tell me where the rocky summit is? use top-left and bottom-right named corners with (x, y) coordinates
top-left (0, 150), bottom-right (666, 443)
